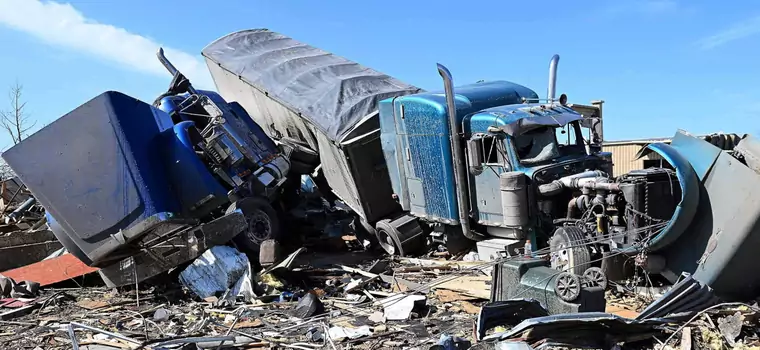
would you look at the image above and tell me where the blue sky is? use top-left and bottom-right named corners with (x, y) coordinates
top-left (0, 0), bottom-right (758, 151)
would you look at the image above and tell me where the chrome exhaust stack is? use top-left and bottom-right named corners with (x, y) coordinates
top-left (547, 54), bottom-right (560, 103)
top-left (437, 63), bottom-right (485, 241)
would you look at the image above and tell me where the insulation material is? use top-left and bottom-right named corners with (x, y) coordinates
top-left (179, 246), bottom-right (254, 300)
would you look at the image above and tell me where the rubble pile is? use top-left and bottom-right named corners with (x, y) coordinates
top-left (0, 250), bottom-right (492, 349)
top-left (2, 240), bottom-right (760, 350)
top-left (0, 180), bottom-right (759, 349)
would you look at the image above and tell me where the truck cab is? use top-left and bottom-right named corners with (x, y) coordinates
top-left (464, 103), bottom-right (611, 240)
top-left (379, 79), bottom-right (610, 251)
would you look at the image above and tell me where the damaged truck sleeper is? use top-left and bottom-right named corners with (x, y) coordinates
top-left (2, 49), bottom-right (294, 287)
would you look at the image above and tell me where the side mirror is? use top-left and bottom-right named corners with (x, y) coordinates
top-left (467, 138), bottom-right (484, 175)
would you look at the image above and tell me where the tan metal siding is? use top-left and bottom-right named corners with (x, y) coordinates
top-left (603, 144), bottom-right (664, 177)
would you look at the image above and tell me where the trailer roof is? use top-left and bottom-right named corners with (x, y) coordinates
top-left (202, 29), bottom-right (422, 141)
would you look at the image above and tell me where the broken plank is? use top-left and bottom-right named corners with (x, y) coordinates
top-left (340, 265), bottom-right (379, 279)
top-left (76, 300), bottom-right (111, 310)
top-left (431, 275), bottom-right (490, 300)
top-left (380, 274), bottom-right (430, 293)
top-left (434, 290), bottom-right (478, 303)
top-left (606, 304), bottom-right (640, 319)
top-left (0, 304), bottom-right (39, 320)
top-left (459, 301), bottom-right (481, 315)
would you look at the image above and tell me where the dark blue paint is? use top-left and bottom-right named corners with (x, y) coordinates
top-left (162, 121), bottom-right (228, 217)
top-left (2, 91), bottom-right (183, 264)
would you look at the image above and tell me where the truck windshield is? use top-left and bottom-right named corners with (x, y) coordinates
top-left (514, 126), bottom-right (561, 165)
top-left (555, 121), bottom-right (588, 147)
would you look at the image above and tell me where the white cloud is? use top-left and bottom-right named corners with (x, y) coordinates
top-left (0, 0), bottom-right (214, 89)
top-left (698, 15), bottom-right (760, 50)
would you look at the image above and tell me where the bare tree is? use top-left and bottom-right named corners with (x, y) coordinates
top-left (0, 82), bottom-right (35, 145)
top-left (0, 82), bottom-right (36, 180)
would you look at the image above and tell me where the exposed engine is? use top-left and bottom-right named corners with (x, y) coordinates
top-left (157, 86), bottom-right (290, 201)
top-left (536, 166), bottom-right (681, 275)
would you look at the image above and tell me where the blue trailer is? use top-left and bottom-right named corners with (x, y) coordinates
top-left (2, 50), bottom-right (294, 287)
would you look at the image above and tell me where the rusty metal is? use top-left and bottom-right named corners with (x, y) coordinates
top-left (1, 253), bottom-right (99, 286)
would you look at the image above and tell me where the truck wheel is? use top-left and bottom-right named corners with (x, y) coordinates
top-left (281, 137), bottom-right (319, 166)
top-left (549, 226), bottom-right (591, 275)
top-left (375, 220), bottom-right (401, 256)
top-left (226, 197), bottom-right (281, 253)
top-left (374, 217), bottom-right (424, 257)
top-left (582, 267), bottom-right (608, 290)
top-left (289, 159), bottom-right (317, 175)
top-left (554, 272), bottom-right (582, 302)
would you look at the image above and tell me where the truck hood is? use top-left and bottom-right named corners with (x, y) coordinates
top-left (523, 153), bottom-right (607, 179)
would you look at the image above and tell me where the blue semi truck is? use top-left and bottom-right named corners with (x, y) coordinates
top-left (203, 29), bottom-right (760, 302)
top-left (202, 30), bottom-right (670, 272)
top-left (1, 50), bottom-right (309, 287)
top-left (203, 29), bottom-right (760, 303)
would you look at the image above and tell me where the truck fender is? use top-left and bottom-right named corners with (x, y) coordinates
top-left (628, 142), bottom-right (700, 253)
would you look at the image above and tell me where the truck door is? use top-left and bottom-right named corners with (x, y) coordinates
top-left (468, 134), bottom-right (509, 226)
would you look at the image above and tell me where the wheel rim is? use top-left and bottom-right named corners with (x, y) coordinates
top-left (376, 229), bottom-right (396, 255)
top-left (246, 209), bottom-right (272, 243)
top-left (552, 241), bottom-right (571, 271)
top-left (556, 274), bottom-right (580, 300)
top-left (584, 268), bottom-right (606, 289)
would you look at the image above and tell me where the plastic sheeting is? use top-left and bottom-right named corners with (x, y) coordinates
top-left (202, 29), bottom-right (422, 142)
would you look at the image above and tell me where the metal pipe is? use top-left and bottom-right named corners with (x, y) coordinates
top-left (581, 182), bottom-right (621, 192)
top-left (437, 63), bottom-right (485, 241)
top-left (67, 323), bottom-right (80, 350)
top-left (157, 48), bottom-right (198, 95)
top-left (1, 184), bottom-right (25, 215)
top-left (7, 197), bottom-right (36, 222)
top-left (566, 197), bottom-right (577, 219)
top-left (69, 322), bottom-right (142, 345)
top-left (559, 170), bottom-right (605, 187)
top-left (547, 54), bottom-right (560, 103)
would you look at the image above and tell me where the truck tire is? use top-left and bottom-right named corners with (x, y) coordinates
top-left (549, 226), bottom-right (591, 275)
top-left (226, 197), bottom-right (281, 254)
top-left (281, 137), bottom-right (319, 166)
top-left (289, 159), bottom-right (317, 175)
top-left (375, 216), bottom-right (425, 257)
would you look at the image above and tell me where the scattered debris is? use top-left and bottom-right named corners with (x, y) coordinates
top-left (328, 325), bottom-right (372, 341)
top-left (179, 245), bottom-right (254, 301)
top-left (380, 294), bottom-right (426, 321)
top-left (718, 311), bottom-right (744, 347)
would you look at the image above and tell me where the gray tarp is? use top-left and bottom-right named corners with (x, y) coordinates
top-left (202, 29), bottom-right (422, 142)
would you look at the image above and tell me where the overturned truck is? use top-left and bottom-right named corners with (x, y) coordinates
top-left (1, 50), bottom-right (296, 287)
